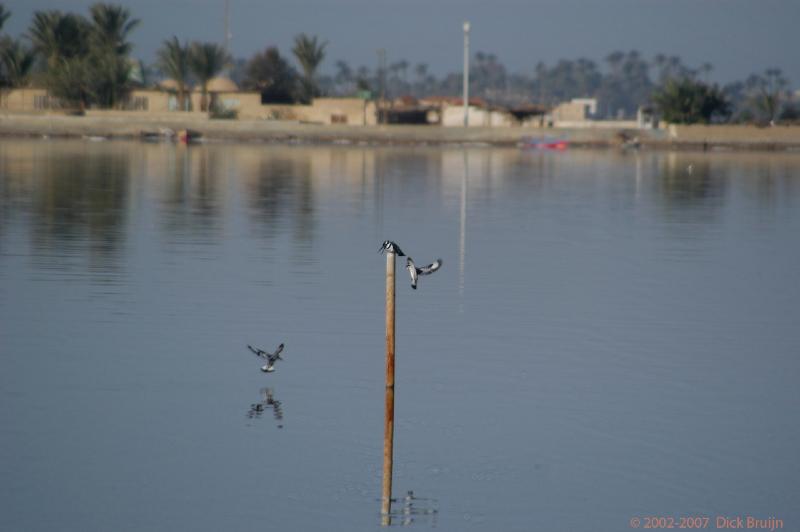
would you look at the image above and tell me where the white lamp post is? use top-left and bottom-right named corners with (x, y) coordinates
top-left (463, 21), bottom-right (470, 127)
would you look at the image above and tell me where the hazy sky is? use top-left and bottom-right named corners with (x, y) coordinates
top-left (4, 0), bottom-right (799, 85)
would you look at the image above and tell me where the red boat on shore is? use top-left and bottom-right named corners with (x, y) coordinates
top-left (520, 136), bottom-right (569, 150)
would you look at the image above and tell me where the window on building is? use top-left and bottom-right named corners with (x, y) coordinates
top-left (122, 96), bottom-right (149, 111)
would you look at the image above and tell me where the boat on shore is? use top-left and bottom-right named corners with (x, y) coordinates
top-left (139, 128), bottom-right (201, 143)
top-left (140, 127), bottom-right (176, 142)
top-left (520, 136), bottom-right (569, 150)
top-left (177, 129), bottom-right (202, 144)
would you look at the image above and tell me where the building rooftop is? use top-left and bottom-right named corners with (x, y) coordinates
top-left (206, 77), bottom-right (239, 92)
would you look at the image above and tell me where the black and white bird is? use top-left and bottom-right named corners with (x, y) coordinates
top-left (406, 257), bottom-right (443, 289)
top-left (379, 240), bottom-right (406, 257)
top-left (247, 343), bottom-right (285, 373)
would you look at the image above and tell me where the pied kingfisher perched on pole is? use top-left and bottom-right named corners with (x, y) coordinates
top-left (379, 240), bottom-right (406, 257)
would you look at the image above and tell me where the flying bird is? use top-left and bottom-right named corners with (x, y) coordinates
top-left (379, 240), bottom-right (406, 256)
top-left (406, 257), bottom-right (443, 289)
top-left (247, 343), bottom-right (285, 373)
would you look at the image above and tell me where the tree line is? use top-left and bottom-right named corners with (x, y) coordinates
top-left (0, 3), bottom-right (796, 124)
top-left (0, 3), bottom-right (327, 112)
top-left (310, 50), bottom-right (795, 124)
top-left (0, 3), bottom-right (140, 110)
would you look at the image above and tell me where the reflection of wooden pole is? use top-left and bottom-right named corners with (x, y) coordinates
top-left (381, 251), bottom-right (396, 519)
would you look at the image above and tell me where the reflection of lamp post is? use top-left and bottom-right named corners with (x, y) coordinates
top-left (462, 21), bottom-right (470, 127)
top-left (459, 151), bottom-right (468, 308)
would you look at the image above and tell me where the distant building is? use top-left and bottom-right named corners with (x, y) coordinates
top-left (544, 97), bottom-right (655, 129)
top-left (0, 86), bottom-right (377, 126)
top-left (414, 96), bottom-right (515, 127)
top-left (441, 104), bottom-right (513, 127)
top-left (376, 96), bottom-right (438, 124)
top-left (550, 98), bottom-right (597, 122)
top-left (637, 106), bottom-right (658, 129)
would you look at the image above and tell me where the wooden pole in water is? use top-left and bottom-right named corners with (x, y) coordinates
top-left (381, 250), bottom-right (396, 519)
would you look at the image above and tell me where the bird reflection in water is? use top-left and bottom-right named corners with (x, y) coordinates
top-left (246, 387), bottom-right (284, 428)
top-left (381, 490), bottom-right (438, 527)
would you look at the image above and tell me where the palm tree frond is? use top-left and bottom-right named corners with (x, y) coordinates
top-left (291, 33), bottom-right (327, 102)
top-left (1, 37), bottom-right (37, 87)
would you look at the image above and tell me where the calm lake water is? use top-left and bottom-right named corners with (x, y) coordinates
top-left (1, 139), bottom-right (799, 531)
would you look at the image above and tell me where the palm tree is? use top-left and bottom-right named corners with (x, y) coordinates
top-left (757, 68), bottom-right (788, 123)
top-left (667, 55), bottom-right (684, 80)
top-left (605, 50), bottom-right (625, 76)
top-left (88, 3), bottom-right (139, 108)
top-left (28, 10), bottom-right (90, 69)
top-left (355, 65), bottom-right (371, 92)
top-left (700, 62), bottom-right (713, 83)
top-left (28, 10), bottom-right (64, 63)
top-left (188, 41), bottom-right (229, 111)
top-left (652, 53), bottom-right (667, 83)
top-left (1, 38), bottom-right (36, 87)
top-left (414, 62), bottom-right (428, 80)
top-left (157, 36), bottom-right (190, 110)
top-left (291, 33), bottom-right (326, 102)
top-left (89, 3), bottom-right (139, 55)
top-left (334, 59), bottom-right (352, 94)
top-left (27, 11), bottom-right (92, 109)
top-left (414, 63), bottom-right (428, 96)
top-left (395, 59), bottom-right (408, 84)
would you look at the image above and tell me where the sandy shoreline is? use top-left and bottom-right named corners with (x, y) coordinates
top-left (2, 113), bottom-right (800, 150)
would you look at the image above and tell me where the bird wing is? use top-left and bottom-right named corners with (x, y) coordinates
top-left (273, 343), bottom-right (285, 359)
top-left (247, 345), bottom-right (267, 358)
top-left (417, 259), bottom-right (443, 275)
top-left (406, 261), bottom-right (418, 288)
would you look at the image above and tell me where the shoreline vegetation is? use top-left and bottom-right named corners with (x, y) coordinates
top-left (1, 113), bottom-right (800, 150)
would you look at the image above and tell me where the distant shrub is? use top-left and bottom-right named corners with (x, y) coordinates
top-left (653, 78), bottom-right (730, 124)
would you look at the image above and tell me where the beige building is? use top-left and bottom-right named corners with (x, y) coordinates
top-left (0, 88), bottom-right (66, 113)
top-left (441, 105), bottom-right (514, 127)
top-left (1, 85), bottom-right (378, 126)
top-left (546, 97), bottom-right (655, 129)
top-left (220, 95), bottom-right (377, 125)
top-left (550, 98), bottom-right (598, 122)
top-left (0, 87), bottom-right (169, 113)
